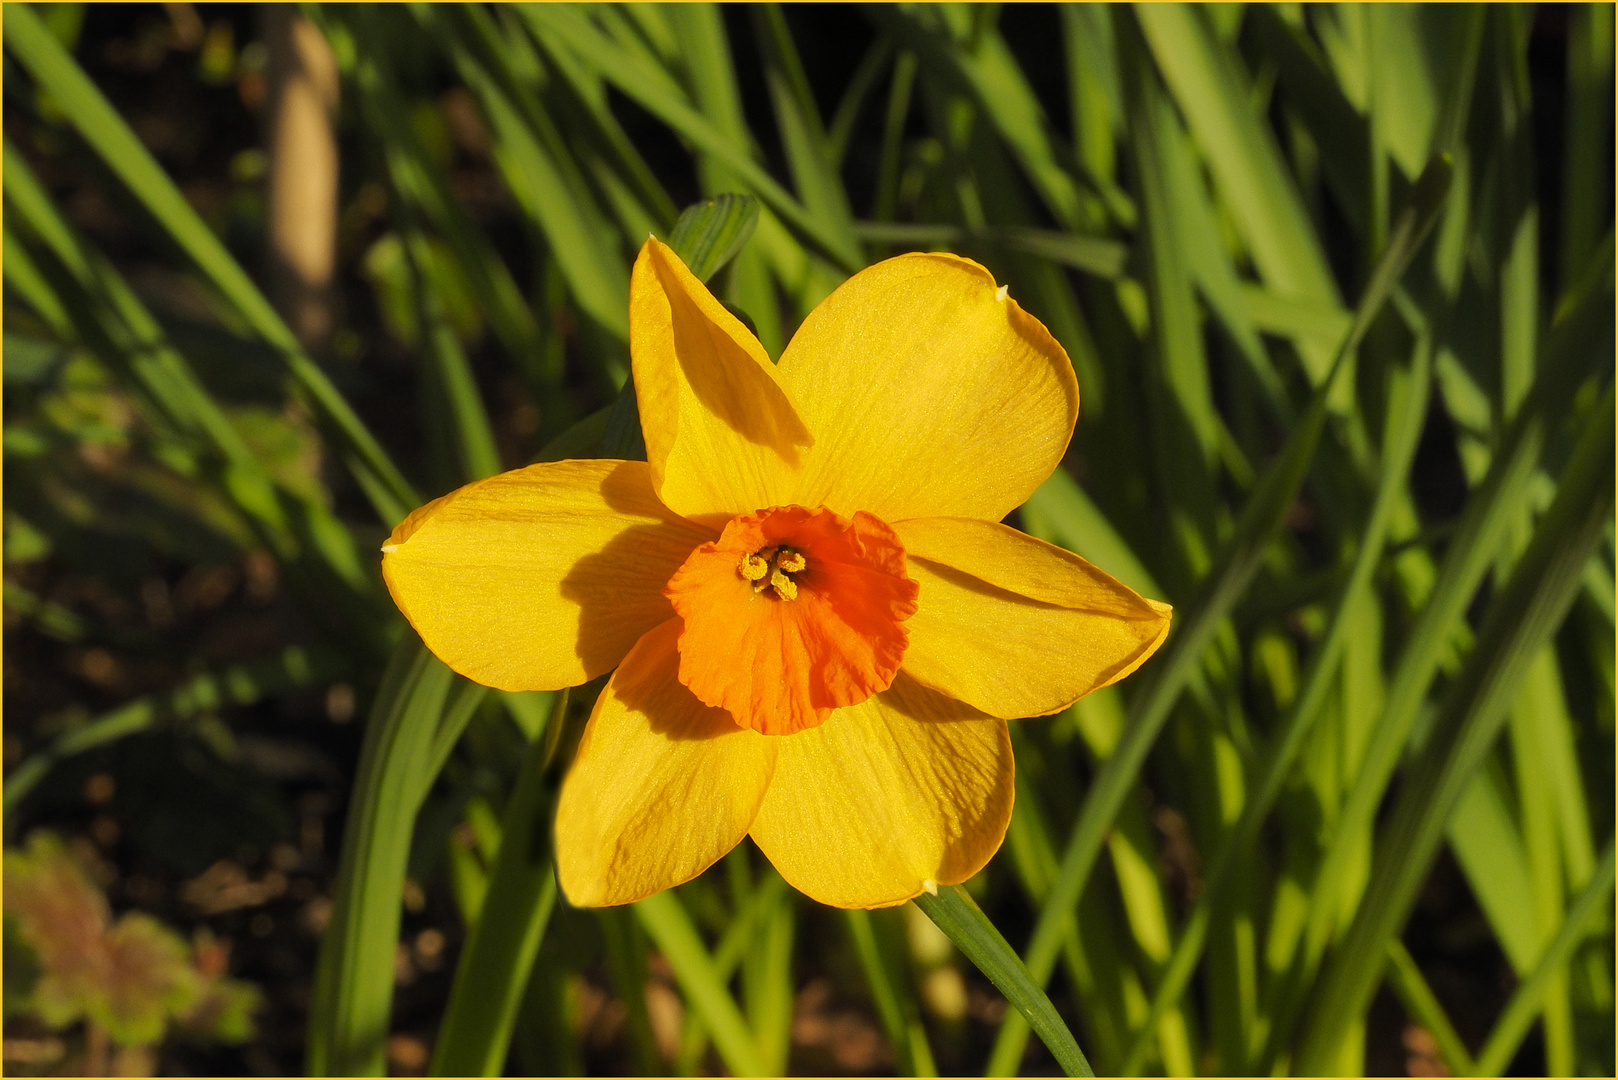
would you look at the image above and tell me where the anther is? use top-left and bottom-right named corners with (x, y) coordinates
top-left (739, 552), bottom-right (770, 582)
top-left (777, 550), bottom-right (806, 574)
top-left (770, 568), bottom-right (799, 601)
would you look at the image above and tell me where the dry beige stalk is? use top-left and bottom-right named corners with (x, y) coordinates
top-left (261, 6), bottom-right (339, 351)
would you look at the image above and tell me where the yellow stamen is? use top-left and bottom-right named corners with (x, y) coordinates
top-left (777, 550), bottom-right (806, 574)
top-left (739, 552), bottom-right (769, 582)
top-left (770, 568), bottom-right (799, 601)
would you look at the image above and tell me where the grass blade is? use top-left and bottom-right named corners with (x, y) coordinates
top-left (2, 143), bottom-right (293, 553)
top-left (635, 890), bottom-right (766, 1077)
top-left (421, 3), bottom-right (633, 342)
top-left (1294, 381), bottom-right (1616, 1070)
top-left (1136, 3), bottom-right (1342, 380)
top-left (915, 886), bottom-right (1093, 1078)
top-left (1385, 939), bottom-right (1477, 1075)
top-left (430, 692), bottom-right (568, 1076)
top-left (845, 909), bottom-right (937, 1076)
top-left (751, 5), bottom-right (860, 258)
top-left (873, 7), bottom-right (1089, 231)
top-left (415, 681), bottom-right (495, 811)
top-left (987, 153), bottom-right (1452, 1074)
top-left (3, 647), bottom-right (332, 823)
top-left (308, 637), bottom-right (455, 1075)
top-left (519, 5), bottom-right (860, 273)
top-left (1472, 838), bottom-right (1617, 1077)
top-left (1558, 4), bottom-right (1615, 290)
top-left (1275, 251), bottom-right (1615, 1055)
top-left (667, 194), bottom-right (762, 284)
top-left (4, 2), bottom-right (417, 524)
top-left (1446, 764), bottom-right (1538, 973)
top-left (399, 226), bottom-right (503, 485)
top-left (1119, 316), bottom-right (1435, 1077)
top-left (676, 871), bottom-right (790, 1073)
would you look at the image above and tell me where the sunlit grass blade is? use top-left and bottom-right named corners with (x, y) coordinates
top-left (853, 223), bottom-right (1127, 281)
top-left (309, 637), bottom-right (455, 1076)
top-left (2, 143), bottom-right (291, 551)
top-left (599, 905), bottom-right (664, 1075)
top-left (400, 227), bottom-right (503, 485)
top-left (1385, 939), bottom-right (1477, 1075)
top-left (421, 3), bottom-right (633, 342)
top-left (751, 5), bottom-right (860, 259)
top-left (676, 870), bottom-right (790, 1073)
top-left (1558, 4), bottom-right (1614, 290)
top-left (845, 909), bottom-right (937, 1077)
top-left (334, 6), bottom-right (553, 400)
top-left (1119, 320), bottom-right (1434, 1077)
top-left (430, 691), bottom-right (567, 1077)
top-left (1124, 24), bottom-right (1219, 540)
top-left (1294, 382), bottom-right (1615, 1071)
top-left (827, 36), bottom-right (894, 169)
top-left (987, 152), bottom-right (1451, 1074)
top-left (4, 226), bottom-right (74, 337)
top-left (1507, 648), bottom-right (1581, 1073)
top-left (915, 885), bottom-right (1092, 1078)
top-left (1245, 6), bottom-right (1369, 236)
top-left (1062, 5), bottom-right (1132, 226)
top-left (519, 4), bottom-right (860, 273)
top-left (1238, 284), bottom-right (1352, 350)
top-left (1147, 82), bottom-right (1289, 423)
top-left (744, 884), bottom-right (796, 1074)
top-left (873, 6), bottom-right (1089, 231)
top-left (635, 890), bottom-right (766, 1077)
top-left (482, 4), bottom-right (680, 233)
top-left (1472, 838), bottom-right (1617, 1077)
top-left (415, 681), bottom-right (495, 811)
top-left (4, 2), bottom-right (417, 525)
top-left (1275, 253), bottom-right (1615, 1052)
top-left (4, 139), bottom-right (380, 637)
top-left (1136, 2), bottom-right (1342, 380)
top-left (1446, 764), bottom-right (1539, 973)
top-left (872, 48), bottom-right (918, 225)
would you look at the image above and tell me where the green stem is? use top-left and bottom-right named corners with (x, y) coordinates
top-left (429, 691), bottom-right (568, 1076)
top-left (308, 638), bottom-right (452, 1075)
top-left (915, 886), bottom-right (1093, 1078)
top-left (1472, 839), bottom-right (1617, 1077)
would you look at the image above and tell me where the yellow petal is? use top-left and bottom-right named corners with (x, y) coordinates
top-left (893, 517), bottom-right (1172, 719)
top-left (776, 253), bottom-right (1078, 522)
top-left (631, 236), bottom-right (813, 523)
top-left (382, 460), bottom-right (714, 691)
top-left (749, 672), bottom-right (1013, 908)
top-left (556, 619), bottom-right (777, 907)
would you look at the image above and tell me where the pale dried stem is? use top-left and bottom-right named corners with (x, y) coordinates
top-left (261, 5), bottom-right (339, 351)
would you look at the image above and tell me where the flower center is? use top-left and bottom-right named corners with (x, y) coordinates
top-left (665, 505), bottom-right (920, 735)
top-left (739, 545), bottom-right (807, 600)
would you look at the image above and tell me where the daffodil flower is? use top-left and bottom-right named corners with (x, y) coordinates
top-left (382, 237), bottom-right (1171, 909)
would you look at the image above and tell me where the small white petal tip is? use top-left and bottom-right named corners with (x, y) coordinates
top-left (380, 543), bottom-right (398, 554)
top-left (994, 284), bottom-right (1009, 302)
top-left (922, 878), bottom-right (939, 896)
